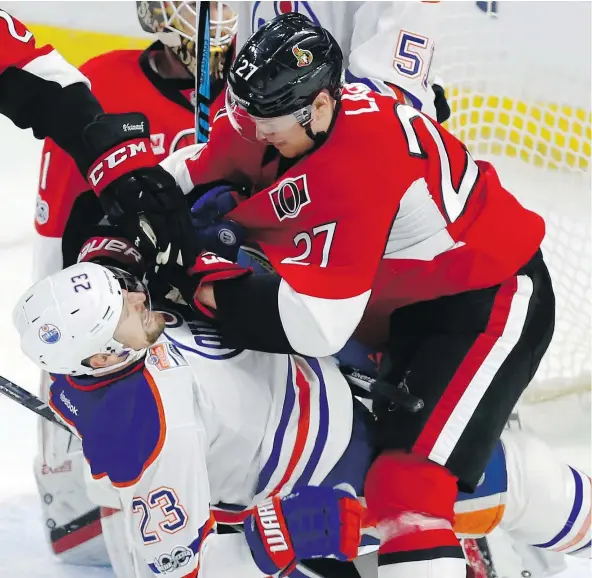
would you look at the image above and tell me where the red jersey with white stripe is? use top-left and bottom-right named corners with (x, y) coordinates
top-left (48, 311), bottom-right (353, 578)
top-left (0, 9), bottom-right (96, 128)
top-left (35, 46), bottom-right (198, 241)
top-left (177, 83), bottom-right (545, 351)
top-left (0, 9), bottom-right (106, 183)
top-left (0, 10), bottom-right (51, 74)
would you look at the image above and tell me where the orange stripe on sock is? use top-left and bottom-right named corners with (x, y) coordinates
top-left (453, 505), bottom-right (506, 535)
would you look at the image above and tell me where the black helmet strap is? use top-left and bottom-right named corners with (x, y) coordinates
top-left (304, 95), bottom-right (341, 147)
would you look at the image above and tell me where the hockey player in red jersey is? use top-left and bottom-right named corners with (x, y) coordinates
top-left (0, 8), bottom-right (197, 272)
top-left (31, 1), bottom-right (238, 567)
top-left (167, 14), bottom-right (556, 578)
top-left (33, 1), bottom-right (237, 279)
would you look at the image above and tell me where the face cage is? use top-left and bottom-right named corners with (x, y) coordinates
top-left (146, 1), bottom-right (237, 49)
top-left (225, 87), bottom-right (313, 142)
top-left (97, 267), bottom-right (152, 360)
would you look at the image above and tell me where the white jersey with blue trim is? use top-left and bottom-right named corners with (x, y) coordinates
top-left (81, 309), bottom-right (353, 578)
top-left (230, 1), bottom-right (439, 117)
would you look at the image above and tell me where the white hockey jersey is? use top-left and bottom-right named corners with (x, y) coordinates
top-left (229, 1), bottom-right (440, 118)
top-left (46, 305), bottom-right (592, 578)
top-left (49, 307), bottom-right (355, 578)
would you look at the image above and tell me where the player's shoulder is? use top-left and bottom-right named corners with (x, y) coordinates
top-left (78, 48), bottom-right (148, 104)
top-left (79, 48), bottom-right (144, 78)
top-left (50, 358), bottom-right (181, 488)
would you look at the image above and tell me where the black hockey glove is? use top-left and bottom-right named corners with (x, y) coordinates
top-left (82, 112), bottom-right (197, 274)
top-left (432, 83), bottom-right (451, 124)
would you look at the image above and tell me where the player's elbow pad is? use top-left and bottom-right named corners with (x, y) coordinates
top-left (278, 281), bottom-right (371, 357)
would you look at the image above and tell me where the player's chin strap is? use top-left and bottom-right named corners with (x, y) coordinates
top-left (88, 348), bottom-right (147, 377)
top-left (85, 333), bottom-right (147, 377)
top-left (304, 97), bottom-right (342, 148)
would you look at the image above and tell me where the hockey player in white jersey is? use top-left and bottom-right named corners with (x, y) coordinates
top-left (13, 257), bottom-right (590, 578)
top-left (230, 0), bottom-right (450, 122)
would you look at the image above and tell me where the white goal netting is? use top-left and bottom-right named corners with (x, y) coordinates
top-left (435, 2), bottom-right (591, 404)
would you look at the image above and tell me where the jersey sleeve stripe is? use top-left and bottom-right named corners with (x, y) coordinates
top-left (292, 357), bottom-right (329, 487)
top-left (7, 43), bottom-right (52, 72)
top-left (21, 48), bottom-right (90, 89)
top-left (256, 357), bottom-right (298, 492)
top-left (269, 361), bottom-right (311, 493)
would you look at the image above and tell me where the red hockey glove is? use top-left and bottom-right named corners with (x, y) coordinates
top-left (83, 112), bottom-right (197, 275)
top-left (188, 251), bottom-right (252, 318)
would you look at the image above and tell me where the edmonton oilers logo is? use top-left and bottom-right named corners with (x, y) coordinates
top-left (39, 324), bottom-right (61, 344)
top-left (251, 1), bottom-right (321, 32)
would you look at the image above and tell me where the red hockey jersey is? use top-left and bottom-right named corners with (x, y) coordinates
top-left (35, 46), bottom-right (198, 239)
top-left (0, 9), bottom-right (103, 167)
top-left (181, 83), bottom-right (545, 352)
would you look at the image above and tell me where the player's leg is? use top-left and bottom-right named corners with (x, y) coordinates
top-left (365, 250), bottom-right (555, 577)
top-left (498, 428), bottom-right (590, 557)
top-left (34, 370), bottom-right (110, 565)
top-left (454, 429), bottom-right (590, 576)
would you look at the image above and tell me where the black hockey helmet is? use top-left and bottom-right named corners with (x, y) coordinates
top-left (227, 13), bottom-right (344, 120)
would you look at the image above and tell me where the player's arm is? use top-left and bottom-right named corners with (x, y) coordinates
top-left (347, 1), bottom-right (450, 122)
top-left (110, 364), bottom-right (281, 578)
top-left (188, 166), bottom-right (396, 357)
top-left (170, 107), bottom-right (257, 193)
top-left (0, 10), bottom-right (104, 171)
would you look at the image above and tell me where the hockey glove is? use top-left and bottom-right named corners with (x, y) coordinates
top-left (77, 234), bottom-right (146, 279)
top-left (83, 112), bottom-right (197, 273)
top-left (190, 184), bottom-right (247, 261)
top-left (244, 486), bottom-right (363, 577)
top-left (172, 251), bottom-right (252, 318)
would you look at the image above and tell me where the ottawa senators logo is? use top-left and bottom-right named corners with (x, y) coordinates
top-left (269, 175), bottom-right (310, 221)
top-left (292, 45), bottom-right (313, 67)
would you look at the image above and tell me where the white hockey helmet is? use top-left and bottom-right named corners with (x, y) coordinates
top-left (13, 262), bottom-right (149, 376)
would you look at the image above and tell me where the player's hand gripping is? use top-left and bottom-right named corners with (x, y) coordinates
top-left (82, 112), bottom-right (197, 273)
top-left (244, 486), bottom-right (363, 577)
top-left (190, 183), bottom-right (247, 261)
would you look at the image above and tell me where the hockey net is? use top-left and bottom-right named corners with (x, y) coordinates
top-left (436, 2), bottom-right (591, 405)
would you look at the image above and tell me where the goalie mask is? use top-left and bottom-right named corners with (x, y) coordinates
top-left (13, 263), bottom-right (162, 377)
top-left (137, 0), bottom-right (237, 89)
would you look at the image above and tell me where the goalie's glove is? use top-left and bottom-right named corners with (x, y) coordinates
top-left (244, 486), bottom-right (363, 577)
top-left (83, 112), bottom-right (197, 273)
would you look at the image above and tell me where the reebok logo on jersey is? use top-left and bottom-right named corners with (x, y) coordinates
top-left (256, 499), bottom-right (289, 553)
top-left (59, 391), bottom-right (78, 416)
top-left (269, 175), bottom-right (310, 221)
top-left (122, 121), bottom-right (145, 132)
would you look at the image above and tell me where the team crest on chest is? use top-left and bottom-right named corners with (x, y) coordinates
top-left (269, 175), bottom-right (311, 221)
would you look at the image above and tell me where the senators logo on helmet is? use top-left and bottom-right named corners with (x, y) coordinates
top-left (292, 44), bottom-right (313, 67)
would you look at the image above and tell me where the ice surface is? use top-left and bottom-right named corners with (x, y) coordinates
top-left (0, 116), bottom-right (589, 577)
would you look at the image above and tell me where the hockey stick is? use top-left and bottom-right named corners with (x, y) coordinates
top-left (194, 0), bottom-right (211, 143)
top-left (0, 374), bottom-right (72, 433)
top-left (341, 366), bottom-right (424, 412)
